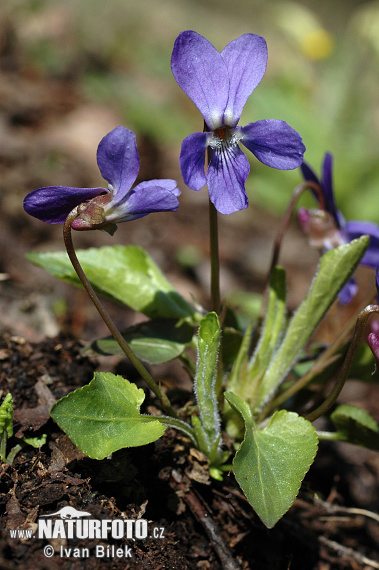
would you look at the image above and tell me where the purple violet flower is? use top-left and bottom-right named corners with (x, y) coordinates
top-left (171, 30), bottom-right (305, 215)
top-left (299, 152), bottom-right (379, 304)
top-left (24, 126), bottom-right (180, 233)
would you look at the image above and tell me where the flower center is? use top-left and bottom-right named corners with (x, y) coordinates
top-left (208, 127), bottom-right (242, 150)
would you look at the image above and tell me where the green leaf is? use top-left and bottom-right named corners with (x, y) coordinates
top-left (241, 267), bottom-right (286, 402)
top-left (330, 404), bottom-right (379, 450)
top-left (84, 319), bottom-right (194, 365)
top-left (27, 245), bottom-right (196, 320)
top-left (220, 327), bottom-right (243, 366)
top-left (23, 434), bottom-right (47, 448)
top-left (194, 312), bottom-right (222, 463)
top-left (0, 394), bottom-right (13, 462)
top-left (225, 392), bottom-right (318, 528)
top-left (50, 372), bottom-right (166, 459)
top-left (255, 236), bottom-right (369, 411)
top-left (0, 394), bottom-right (13, 438)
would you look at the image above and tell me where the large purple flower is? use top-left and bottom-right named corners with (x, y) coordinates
top-left (299, 152), bottom-right (379, 303)
top-left (171, 31), bottom-right (305, 215)
top-left (24, 126), bottom-right (180, 232)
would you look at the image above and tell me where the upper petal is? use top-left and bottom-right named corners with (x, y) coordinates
top-left (97, 126), bottom-right (140, 201)
top-left (23, 186), bottom-right (106, 223)
top-left (206, 145), bottom-right (250, 214)
top-left (221, 34), bottom-right (267, 127)
top-left (240, 120), bottom-right (305, 169)
top-left (345, 220), bottom-right (379, 267)
top-left (321, 152), bottom-right (341, 226)
top-left (321, 153), bottom-right (334, 204)
top-left (301, 153), bottom-right (342, 228)
top-left (179, 132), bottom-right (208, 191)
top-left (301, 161), bottom-right (320, 188)
top-left (105, 180), bottom-right (180, 223)
top-left (171, 31), bottom-right (229, 130)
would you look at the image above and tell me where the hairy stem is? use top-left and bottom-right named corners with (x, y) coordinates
top-left (63, 209), bottom-right (178, 418)
top-left (306, 304), bottom-right (379, 422)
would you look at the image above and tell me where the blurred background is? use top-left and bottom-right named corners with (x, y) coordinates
top-left (0, 0), bottom-right (378, 340)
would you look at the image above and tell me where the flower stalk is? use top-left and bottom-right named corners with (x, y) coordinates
top-left (63, 209), bottom-right (178, 418)
top-left (207, 148), bottom-right (221, 315)
top-left (305, 304), bottom-right (379, 422)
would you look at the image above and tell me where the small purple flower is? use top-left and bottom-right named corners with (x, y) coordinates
top-left (24, 126), bottom-right (180, 233)
top-left (171, 31), bottom-right (305, 215)
top-left (299, 152), bottom-right (379, 303)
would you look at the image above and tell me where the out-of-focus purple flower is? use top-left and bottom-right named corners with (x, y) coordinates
top-left (171, 31), bottom-right (305, 215)
top-left (367, 331), bottom-right (379, 363)
top-left (299, 152), bottom-right (379, 303)
top-left (24, 127), bottom-right (180, 233)
top-left (368, 272), bottom-right (379, 361)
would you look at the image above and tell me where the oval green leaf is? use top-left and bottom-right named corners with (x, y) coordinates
top-left (27, 245), bottom-right (196, 320)
top-left (50, 372), bottom-right (166, 459)
top-left (84, 319), bottom-right (194, 364)
top-left (225, 392), bottom-right (318, 528)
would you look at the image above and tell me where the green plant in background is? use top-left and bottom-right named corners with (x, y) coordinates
top-left (0, 394), bottom-right (47, 465)
top-left (18, 28), bottom-right (379, 532)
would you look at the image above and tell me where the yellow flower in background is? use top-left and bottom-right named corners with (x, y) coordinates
top-left (300, 28), bottom-right (334, 60)
top-left (275, 1), bottom-right (334, 60)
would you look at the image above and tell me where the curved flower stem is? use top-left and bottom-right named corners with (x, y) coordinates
top-left (268, 181), bottom-right (326, 283)
top-left (259, 181), bottom-right (326, 321)
top-left (263, 299), bottom-right (361, 415)
top-left (63, 208), bottom-right (178, 418)
top-left (305, 304), bottom-right (379, 422)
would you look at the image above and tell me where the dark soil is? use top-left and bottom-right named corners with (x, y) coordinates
top-left (1, 332), bottom-right (379, 569)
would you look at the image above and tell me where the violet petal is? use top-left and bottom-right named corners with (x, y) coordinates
top-left (171, 31), bottom-right (229, 130)
top-left (97, 126), bottom-right (140, 201)
top-left (338, 278), bottom-right (358, 305)
top-left (321, 153), bottom-right (342, 226)
top-left (105, 180), bottom-right (180, 223)
top-left (300, 161), bottom-right (319, 187)
top-left (206, 145), bottom-right (250, 214)
top-left (240, 120), bottom-right (305, 169)
top-left (345, 220), bottom-right (379, 267)
top-left (221, 34), bottom-right (267, 127)
top-left (23, 186), bottom-right (106, 224)
top-left (179, 132), bottom-right (209, 191)
top-left (301, 154), bottom-right (343, 228)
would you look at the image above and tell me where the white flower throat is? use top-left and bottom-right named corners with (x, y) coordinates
top-left (208, 127), bottom-right (242, 150)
